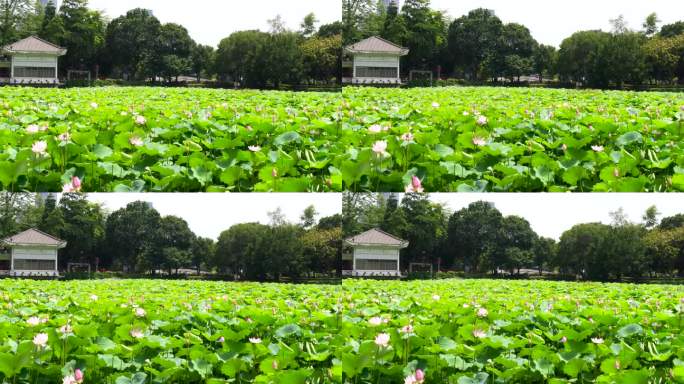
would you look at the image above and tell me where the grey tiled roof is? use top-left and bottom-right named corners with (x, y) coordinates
top-left (345, 228), bottom-right (408, 247)
top-left (3, 36), bottom-right (66, 55)
top-left (2, 228), bottom-right (66, 247)
top-left (344, 36), bottom-right (409, 55)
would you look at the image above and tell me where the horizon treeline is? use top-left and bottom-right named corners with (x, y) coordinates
top-left (343, 0), bottom-right (684, 87)
top-left (0, 0), bottom-right (342, 86)
top-left (0, 193), bottom-right (342, 280)
top-left (343, 193), bottom-right (684, 281)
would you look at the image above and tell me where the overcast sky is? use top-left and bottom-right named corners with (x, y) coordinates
top-left (87, 0), bottom-right (341, 47)
top-left (430, 0), bottom-right (682, 46)
top-left (425, 193), bottom-right (684, 240)
top-left (85, 193), bottom-right (342, 240)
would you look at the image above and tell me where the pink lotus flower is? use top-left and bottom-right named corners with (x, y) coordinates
top-left (217, 336), bottom-right (225, 343)
top-left (368, 124), bottom-right (383, 133)
top-left (63, 177), bottom-right (82, 193)
top-left (374, 333), bottom-right (390, 347)
top-left (90, 102), bottom-right (98, 109)
top-left (59, 324), bottom-right (73, 335)
top-left (591, 145), bottom-right (604, 152)
top-left (476, 115), bottom-right (488, 126)
top-left (462, 111), bottom-right (470, 116)
top-left (472, 329), bottom-right (486, 338)
top-left (32, 140), bottom-right (48, 155)
top-left (432, 294), bottom-right (440, 301)
top-left (129, 136), bottom-right (144, 147)
top-left (476, 307), bottom-right (488, 318)
top-left (33, 332), bottom-right (48, 347)
top-left (248, 145), bottom-right (261, 152)
top-left (271, 168), bottom-right (278, 178)
top-left (135, 115), bottom-right (147, 125)
top-left (591, 337), bottom-right (604, 344)
top-left (400, 324), bottom-right (414, 333)
top-left (405, 176), bottom-right (424, 193)
top-left (415, 369), bottom-right (425, 382)
top-left (432, 102), bottom-right (440, 108)
top-left (58, 132), bottom-right (71, 142)
top-left (27, 316), bottom-right (40, 326)
top-left (272, 360), bottom-right (278, 370)
top-left (372, 140), bottom-right (388, 155)
top-left (401, 132), bottom-right (414, 142)
top-left (130, 328), bottom-right (144, 339)
top-left (560, 336), bottom-right (567, 343)
top-left (26, 124), bottom-right (41, 134)
top-left (134, 307), bottom-right (146, 317)
top-left (63, 375), bottom-right (77, 384)
top-left (368, 317), bottom-right (382, 326)
top-left (472, 136), bottom-right (487, 147)
top-left (249, 337), bottom-right (262, 344)
top-left (405, 375), bottom-right (417, 384)
top-left (90, 294), bottom-right (98, 301)
top-left (74, 369), bottom-right (83, 383)
top-left (561, 143), bottom-right (567, 151)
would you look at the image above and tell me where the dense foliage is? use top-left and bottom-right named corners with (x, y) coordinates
top-left (0, 279), bottom-right (344, 383)
top-left (343, 194), bottom-right (684, 280)
top-left (343, 0), bottom-right (684, 87)
top-left (341, 87), bottom-right (684, 192)
top-left (341, 279), bottom-right (684, 383)
top-left (0, 193), bottom-right (341, 279)
top-left (0, 87), bottom-right (343, 192)
top-left (3, 1), bottom-right (340, 86)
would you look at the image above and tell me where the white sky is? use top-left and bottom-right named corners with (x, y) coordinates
top-left (84, 193), bottom-right (342, 240)
top-left (430, 0), bottom-right (683, 47)
top-left (87, 0), bottom-right (342, 47)
top-left (425, 193), bottom-right (684, 240)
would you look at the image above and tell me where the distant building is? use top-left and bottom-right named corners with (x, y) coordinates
top-left (342, 36), bottom-right (409, 85)
top-left (40, 0), bottom-right (59, 7)
top-left (0, 228), bottom-right (67, 277)
top-left (0, 36), bottom-right (67, 84)
top-left (342, 228), bottom-right (408, 278)
top-left (382, 0), bottom-right (400, 8)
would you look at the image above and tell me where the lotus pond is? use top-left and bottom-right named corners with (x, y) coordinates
top-left (0, 87), bottom-right (344, 192)
top-left (2, 86), bottom-right (684, 192)
top-left (341, 279), bottom-right (684, 383)
top-left (342, 87), bottom-right (684, 192)
top-left (0, 279), bottom-right (343, 383)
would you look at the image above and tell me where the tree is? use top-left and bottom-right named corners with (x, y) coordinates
top-left (300, 12), bottom-right (318, 37)
top-left (155, 23), bottom-right (195, 82)
top-left (58, 0), bottom-right (106, 73)
top-left (38, 0), bottom-right (64, 42)
top-left (317, 214), bottom-right (343, 231)
top-left (533, 44), bottom-right (556, 82)
top-left (660, 214), bottom-right (684, 230)
top-left (104, 8), bottom-right (161, 79)
top-left (191, 44), bottom-right (214, 81)
top-left (152, 215), bottom-right (195, 274)
top-left (533, 237), bottom-right (557, 275)
top-left (446, 201), bottom-right (503, 272)
top-left (643, 13), bottom-right (660, 37)
top-left (0, 192), bottom-right (39, 238)
top-left (0, 0), bottom-right (34, 45)
top-left (642, 205), bottom-right (661, 228)
top-left (301, 226), bottom-right (342, 275)
top-left (190, 236), bottom-right (215, 274)
top-left (643, 227), bottom-right (684, 276)
top-left (300, 34), bottom-right (342, 83)
top-left (264, 31), bottom-right (304, 87)
top-left (215, 223), bottom-right (269, 278)
top-left (558, 30), bottom-right (612, 87)
top-left (660, 21), bottom-right (684, 38)
top-left (342, 0), bottom-right (375, 44)
top-left (644, 35), bottom-right (684, 83)
top-left (446, 8), bottom-right (503, 79)
top-left (215, 30), bottom-right (269, 87)
top-left (497, 215), bottom-right (536, 274)
top-left (398, 194), bottom-right (447, 269)
top-left (317, 21), bottom-right (343, 38)
top-left (557, 223), bottom-right (610, 279)
top-left (300, 205), bottom-right (318, 229)
top-left (104, 201), bottom-right (161, 272)
top-left (38, 193), bottom-right (64, 237)
top-left (57, 193), bottom-right (105, 270)
top-left (400, 0), bottom-right (446, 73)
